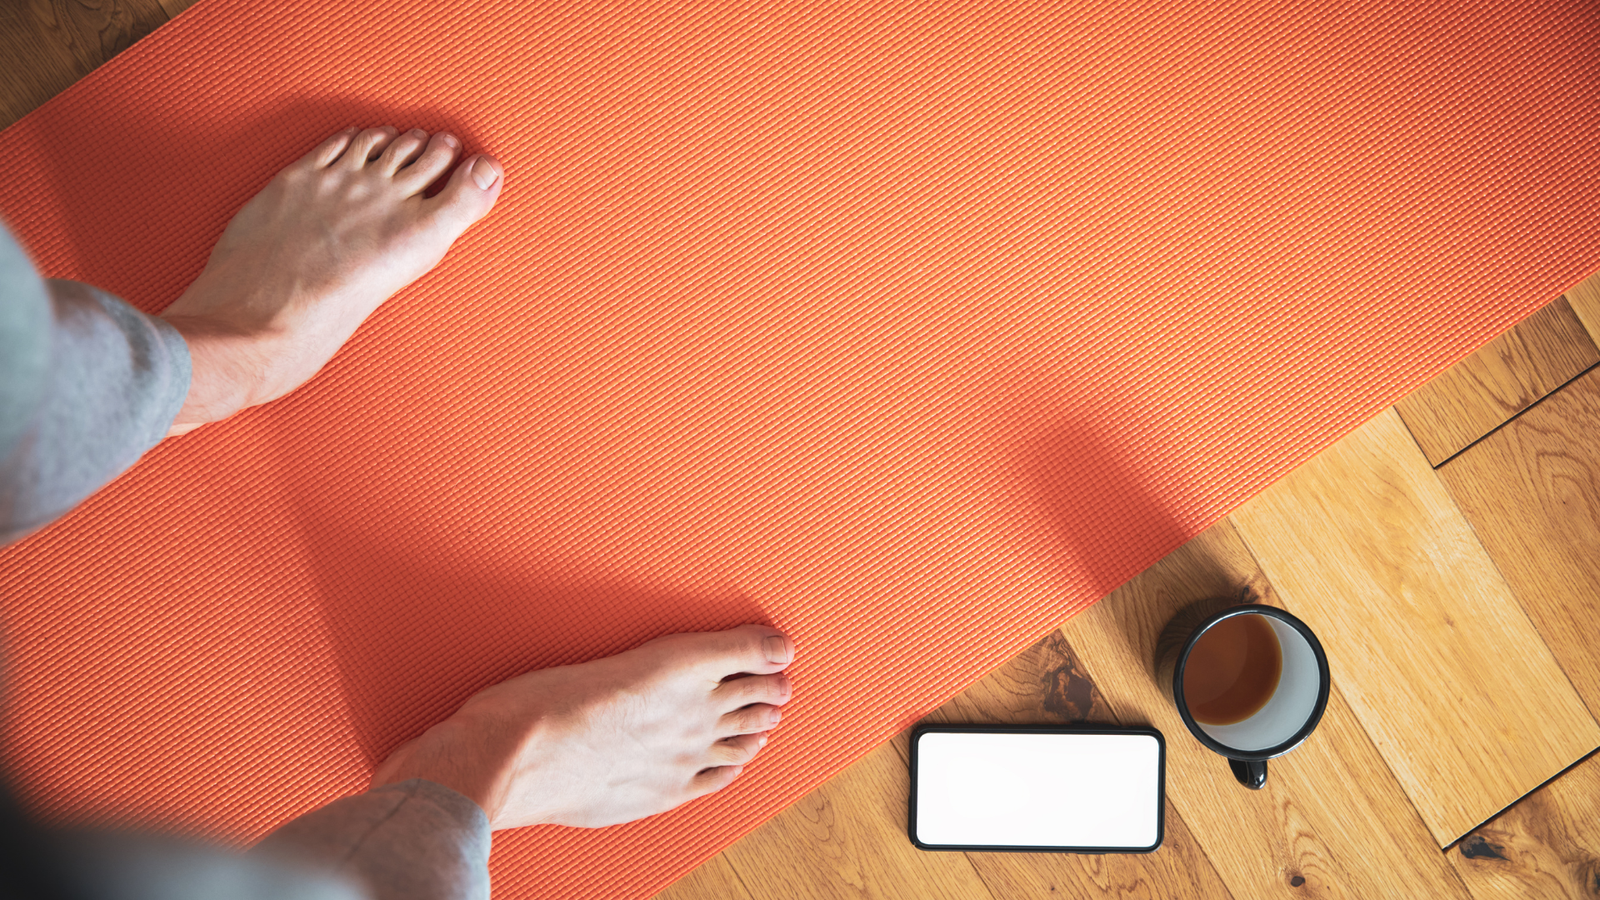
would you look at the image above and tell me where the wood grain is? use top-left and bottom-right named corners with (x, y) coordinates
top-left (1394, 298), bottom-right (1598, 466)
top-left (1561, 271), bottom-right (1600, 348)
top-left (1436, 367), bottom-right (1600, 723)
top-left (1063, 519), bottom-right (1474, 899)
top-left (1450, 751), bottom-right (1600, 900)
top-left (654, 853), bottom-right (755, 900)
top-left (718, 740), bottom-right (997, 900)
top-left (0, 0), bottom-right (169, 130)
top-left (909, 630), bottom-right (1121, 731)
top-left (899, 631), bottom-right (1235, 900)
top-left (1230, 408), bottom-right (1600, 846)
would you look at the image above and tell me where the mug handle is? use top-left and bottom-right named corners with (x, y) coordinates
top-left (1229, 758), bottom-right (1267, 790)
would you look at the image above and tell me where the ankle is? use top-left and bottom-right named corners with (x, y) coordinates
top-left (371, 719), bottom-right (487, 807)
top-left (369, 712), bottom-right (545, 829)
top-left (162, 302), bottom-right (320, 432)
top-left (160, 319), bottom-right (261, 430)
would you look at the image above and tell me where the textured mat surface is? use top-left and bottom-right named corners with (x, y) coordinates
top-left (2, 0), bottom-right (1598, 896)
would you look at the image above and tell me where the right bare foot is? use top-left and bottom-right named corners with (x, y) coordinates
top-left (368, 625), bottom-right (797, 829)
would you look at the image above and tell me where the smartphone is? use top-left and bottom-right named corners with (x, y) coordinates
top-left (908, 725), bottom-right (1165, 853)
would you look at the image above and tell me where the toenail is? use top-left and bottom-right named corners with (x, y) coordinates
top-left (763, 635), bottom-right (789, 664)
top-left (441, 133), bottom-right (458, 148)
top-left (758, 735), bottom-right (768, 748)
top-left (471, 157), bottom-right (499, 190)
top-left (409, 128), bottom-right (426, 139)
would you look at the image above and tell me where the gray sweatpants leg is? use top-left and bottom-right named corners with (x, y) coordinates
top-left (1, 219), bottom-right (493, 899)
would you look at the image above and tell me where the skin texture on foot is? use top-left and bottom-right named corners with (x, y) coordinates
top-left (159, 126), bottom-right (504, 433)
top-left (369, 625), bottom-right (797, 829)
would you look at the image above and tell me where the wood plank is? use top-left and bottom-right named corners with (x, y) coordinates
top-left (1560, 270), bottom-right (1600, 348)
top-left (654, 853), bottom-right (755, 900)
top-left (905, 630), bottom-right (1122, 732)
top-left (895, 631), bottom-right (1234, 900)
top-left (1394, 298), bottom-right (1598, 466)
top-left (1063, 519), bottom-right (1474, 899)
top-left (1435, 367), bottom-right (1600, 723)
top-left (1450, 751), bottom-right (1600, 900)
top-left (0, 3), bottom-right (89, 131)
top-left (719, 740), bottom-right (998, 900)
top-left (0, 0), bottom-right (169, 131)
top-left (1229, 408), bottom-right (1600, 846)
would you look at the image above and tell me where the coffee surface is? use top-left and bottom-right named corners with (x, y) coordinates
top-left (1183, 614), bottom-right (1282, 726)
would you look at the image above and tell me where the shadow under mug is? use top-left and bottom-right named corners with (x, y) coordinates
top-left (1155, 603), bottom-right (1330, 789)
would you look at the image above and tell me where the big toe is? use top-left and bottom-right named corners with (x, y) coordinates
top-left (429, 154), bottom-right (503, 234)
top-left (678, 625), bottom-right (795, 679)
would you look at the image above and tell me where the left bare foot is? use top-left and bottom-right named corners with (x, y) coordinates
top-left (160, 126), bottom-right (504, 433)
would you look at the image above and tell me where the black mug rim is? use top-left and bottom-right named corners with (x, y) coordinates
top-left (1172, 604), bottom-right (1330, 762)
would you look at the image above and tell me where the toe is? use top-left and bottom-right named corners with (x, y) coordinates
top-left (340, 126), bottom-right (399, 169)
top-left (395, 132), bottom-right (461, 195)
top-left (718, 703), bottom-right (782, 737)
top-left (424, 153), bottom-right (504, 233)
top-left (301, 127), bottom-right (358, 169)
top-left (377, 128), bottom-right (430, 176)
top-left (712, 673), bottom-right (791, 713)
top-left (688, 764), bottom-right (744, 799)
top-left (688, 625), bottom-right (795, 680)
top-left (708, 732), bottom-right (769, 768)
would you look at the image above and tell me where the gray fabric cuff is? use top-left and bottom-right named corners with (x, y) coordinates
top-left (0, 274), bottom-right (191, 545)
top-left (0, 222), bottom-right (49, 458)
top-left (248, 779), bottom-right (492, 900)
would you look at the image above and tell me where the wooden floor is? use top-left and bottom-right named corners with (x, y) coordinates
top-left (6, 4), bottom-right (1600, 899)
top-left (646, 285), bottom-right (1600, 890)
top-left (655, 287), bottom-right (1600, 900)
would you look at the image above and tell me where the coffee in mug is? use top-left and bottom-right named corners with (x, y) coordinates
top-left (1156, 603), bottom-right (1329, 789)
top-left (1182, 612), bottom-right (1281, 726)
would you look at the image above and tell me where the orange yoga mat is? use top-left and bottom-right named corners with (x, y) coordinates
top-left (2, 0), bottom-right (1598, 896)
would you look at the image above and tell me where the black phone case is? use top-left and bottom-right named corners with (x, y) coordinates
top-left (908, 724), bottom-right (1166, 854)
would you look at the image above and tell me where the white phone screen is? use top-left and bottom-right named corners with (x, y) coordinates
top-left (911, 729), bottom-right (1164, 851)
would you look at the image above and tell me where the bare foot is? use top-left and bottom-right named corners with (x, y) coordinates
top-left (369, 625), bottom-right (796, 829)
top-left (159, 126), bottom-right (504, 433)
